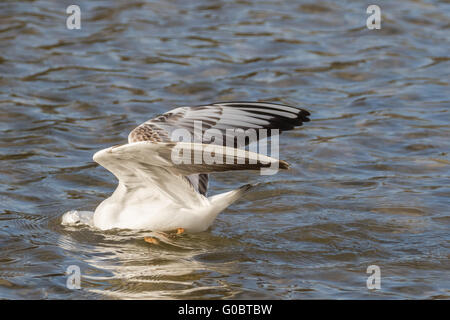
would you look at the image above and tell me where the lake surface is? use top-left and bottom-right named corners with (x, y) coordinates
top-left (0, 0), bottom-right (449, 299)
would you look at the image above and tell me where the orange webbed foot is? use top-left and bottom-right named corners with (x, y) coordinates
top-left (144, 236), bottom-right (160, 245)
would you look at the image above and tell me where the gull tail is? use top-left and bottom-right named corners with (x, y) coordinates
top-left (208, 183), bottom-right (256, 214)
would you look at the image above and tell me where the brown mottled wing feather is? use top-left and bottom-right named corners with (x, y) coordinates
top-left (128, 123), bottom-right (170, 143)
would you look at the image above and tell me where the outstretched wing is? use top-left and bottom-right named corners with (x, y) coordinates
top-left (93, 142), bottom-right (287, 205)
top-left (126, 102), bottom-right (310, 196)
top-left (128, 101), bottom-right (310, 145)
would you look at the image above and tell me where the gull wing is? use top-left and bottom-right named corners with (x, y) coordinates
top-left (126, 102), bottom-right (310, 196)
top-left (93, 143), bottom-right (203, 207)
top-left (93, 141), bottom-right (288, 206)
top-left (94, 142), bottom-right (288, 177)
top-left (128, 101), bottom-right (310, 145)
top-left (93, 141), bottom-right (287, 205)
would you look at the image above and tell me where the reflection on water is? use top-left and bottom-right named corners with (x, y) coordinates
top-left (0, 0), bottom-right (449, 299)
top-left (57, 228), bottom-right (243, 299)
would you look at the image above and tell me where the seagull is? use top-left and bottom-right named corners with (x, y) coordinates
top-left (62, 102), bottom-right (310, 235)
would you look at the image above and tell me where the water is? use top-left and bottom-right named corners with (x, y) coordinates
top-left (0, 0), bottom-right (449, 299)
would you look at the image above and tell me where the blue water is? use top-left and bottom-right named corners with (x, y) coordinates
top-left (0, 0), bottom-right (449, 299)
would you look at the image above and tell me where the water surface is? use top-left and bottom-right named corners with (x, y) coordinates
top-left (0, 0), bottom-right (449, 299)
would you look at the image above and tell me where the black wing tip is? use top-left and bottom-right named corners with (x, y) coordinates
top-left (213, 100), bottom-right (311, 122)
top-left (297, 109), bottom-right (311, 124)
top-left (239, 183), bottom-right (256, 193)
top-left (279, 160), bottom-right (290, 170)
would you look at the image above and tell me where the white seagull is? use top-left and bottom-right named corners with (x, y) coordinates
top-left (62, 102), bottom-right (310, 234)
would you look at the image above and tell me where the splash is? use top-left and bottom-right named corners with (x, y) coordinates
top-left (61, 210), bottom-right (95, 227)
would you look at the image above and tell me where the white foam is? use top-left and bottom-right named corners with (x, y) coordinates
top-left (61, 210), bottom-right (94, 227)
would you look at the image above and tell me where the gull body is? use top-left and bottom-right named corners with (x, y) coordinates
top-left (93, 177), bottom-right (249, 233)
